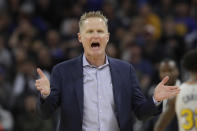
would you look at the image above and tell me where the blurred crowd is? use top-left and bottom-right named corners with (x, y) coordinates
top-left (0, 0), bottom-right (196, 131)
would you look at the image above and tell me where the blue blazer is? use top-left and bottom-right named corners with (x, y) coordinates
top-left (37, 55), bottom-right (162, 131)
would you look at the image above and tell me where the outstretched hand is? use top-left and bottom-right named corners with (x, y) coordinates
top-left (153, 76), bottom-right (180, 102)
top-left (35, 68), bottom-right (50, 96)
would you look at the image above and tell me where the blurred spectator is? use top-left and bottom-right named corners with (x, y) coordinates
top-left (0, 10), bottom-right (11, 35)
top-left (160, 16), bottom-right (186, 65)
top-left (174, 1), bottom-right (197, 33)
top-left (8, 18), bottom-right (38, 50)
top-left (36, 47), bottom-right (53, 72)
top-left (112, 26), bottom-right (127, 48)
top-left (128, 16), bottom-right (145, 46)
top-left (190, 0), bottom-right (197, 19)
top-left (13, 94), bottom-right (52, 131)
top-left (106, 43), bottom-right (119, 58)
top-left (60, 19), bottom-right (78, 39)
top-left (0, 0), bottom-right (6, 10)
top-left (0, 65), bottom-right (12, 109)
top-left (45, 30), bottom-right (64, 65)
top-left (122, 44), bottom-right (154, 94)
top-left (7, 0), bottom-right (21, 21)
top-left (142, 24), bottom-right (164, 65)
top-left (0, 105), bottom-right (13, 131)
top-left (0, 0), bottom-right (195, 130)
top-left (0, 35), bottom-right (12, 68)
top-left (85, 0), bottom-right (103, 11)
top-left (154, 0), bottom-right (174, 18)
top-left (11, 59), bottom-right (37, 106)
top-left (35, 0), bottom-right (61, 29)
top-left (102, 2), bottom-right (122, 35)
top-left (139, 3), bottom-right (162, 40)
top-left (174, 1), bottom-right (197, 48)
top-left (116, 0), bottom-right (137, 28)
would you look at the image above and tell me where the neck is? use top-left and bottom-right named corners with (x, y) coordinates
top-left (85, 53), bottom-right (106, 67)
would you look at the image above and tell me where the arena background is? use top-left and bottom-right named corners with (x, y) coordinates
top-left (0, 0), bottom-right (196, 130)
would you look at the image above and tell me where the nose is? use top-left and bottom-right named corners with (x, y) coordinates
top-left (92, 32), bottom-right (99, 38)
top-left (90, 33), bottom-right (100, 42)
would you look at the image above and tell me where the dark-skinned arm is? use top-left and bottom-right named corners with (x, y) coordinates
top-left (154, 97), bottom-right (176, 131)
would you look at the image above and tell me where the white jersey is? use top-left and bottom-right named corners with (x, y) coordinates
top-left (175, 83), bottom-right (197, 131)
top-left (163, 80), bottom-right (181, 111)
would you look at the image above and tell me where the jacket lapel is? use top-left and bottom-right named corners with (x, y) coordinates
top-left (108, 57), bottom-right (122, 123)
top-left (72, 55), bottom-right (84, 120)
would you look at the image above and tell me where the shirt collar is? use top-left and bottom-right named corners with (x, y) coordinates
top-left (83, 54), bottom-right (109, 68)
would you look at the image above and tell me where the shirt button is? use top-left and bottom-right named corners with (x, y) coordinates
top-left (100, 110), bottom-right (102, 113)
top-left (99, 96), bottom-right (102, 99)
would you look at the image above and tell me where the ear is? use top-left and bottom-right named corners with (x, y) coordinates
top-left (78, 33), bottom-right (82, 43)
top-left (106, 33), bottom-right (110, 43)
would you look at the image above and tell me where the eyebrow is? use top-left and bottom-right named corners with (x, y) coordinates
top-left (85, 29), bottom-right (105, 32)
top-left (97, 29), bottom-right (104, 32)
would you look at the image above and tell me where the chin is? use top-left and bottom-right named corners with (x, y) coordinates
top-left (91, 53), bottom-right (102, 57)
top-left (90, 51), bottom-right (104, 56)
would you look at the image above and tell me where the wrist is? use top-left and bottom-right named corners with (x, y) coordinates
top-left (153, 93), bottom-right (161, 102)
top-left (153, 96), bottom-right (162, 106)
top-left (41, 90), bottom-right (50, 99)
top-left (41, 94), bottom-right (49, 99)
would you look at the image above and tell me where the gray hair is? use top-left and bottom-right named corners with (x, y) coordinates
top-left (79, 11), bottom-right (108, 32)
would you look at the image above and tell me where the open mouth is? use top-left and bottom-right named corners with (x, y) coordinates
top-left (91, 42), bottom-right (100, 48)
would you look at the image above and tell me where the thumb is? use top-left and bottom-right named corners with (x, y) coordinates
top-left (37, 68), bottom-right (46, 78)
top-left (160, 76), bottom-right (169, 85)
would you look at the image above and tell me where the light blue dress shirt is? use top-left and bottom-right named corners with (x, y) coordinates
top-left (82, 55), bottom-right (120, 131)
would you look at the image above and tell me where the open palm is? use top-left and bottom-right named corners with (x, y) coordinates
top-left (154, 76), bottom-right (180, 102)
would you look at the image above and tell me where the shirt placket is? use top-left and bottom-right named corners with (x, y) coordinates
top-left (96, 68), bottom-right (104, 131)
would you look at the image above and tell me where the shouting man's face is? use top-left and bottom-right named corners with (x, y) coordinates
top-left (78, 17), bottom-right (109, 58)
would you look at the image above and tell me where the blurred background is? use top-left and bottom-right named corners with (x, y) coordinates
top-left (0, 0), bottom-right (196, 131)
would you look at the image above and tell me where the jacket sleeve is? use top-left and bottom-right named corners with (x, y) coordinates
top-left (36, 66), bottom-right (62, 119)
top-left (130, 65), bottom-right (162, 120)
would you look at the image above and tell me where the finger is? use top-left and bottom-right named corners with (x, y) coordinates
top-left (35, 80), bottom-right (41, 84)
top-left (165, 86), bottom-right (179, 90)
top-left (170, 90), bottom-right (180, 96)
top-left (175, 88), bottom-right (181, 92)
top-left (41, 90), bottom-right (45, 94)
top-left (168, 88), bottom-right (180, 94)
top-left (160, 76), bottom-right (169, 85)
top-left (166, 88), bottom-right (180, 94)
top-left (35, 83), bottom-right (39, 87)
top-left (37, 68), bottom-right (46, 78)
top-left (36, 86), bottom-right (42, 91)
top-left (35, 83), bottom-right (41, 88)
top-left (41, 89), bottom-right (48, 95)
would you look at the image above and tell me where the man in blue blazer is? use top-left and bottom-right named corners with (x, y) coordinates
top-left (35, 11), bottom-right (180, 131)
